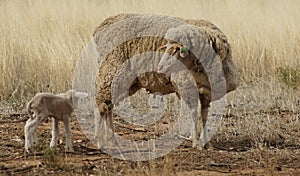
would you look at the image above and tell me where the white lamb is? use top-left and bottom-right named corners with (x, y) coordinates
top-left (25, 89), bottom-right (88, 153)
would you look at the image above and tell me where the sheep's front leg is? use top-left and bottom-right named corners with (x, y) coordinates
top-left (106, 110), bottom-right (118, 146)
top-left (192, 106), bottom-right (209, 150)
top-left (191, 108), bottom-right (202, 149)
top-left (62, 115), bottom-right (74, 152)
top-left (192, 95), bottom-right (211, 150)
top-left (199, 93), bottom-right (211, 149)
top-left (200, 105), bottom-right (209, 148)
top-left (50, 117), bottom-right (59, 149)
top-left (94, 108), bottom-right (103, 148)
top-left (95, 103), bottom-right (116, 149)
top-left (100, 111), bottom-right (116, 147)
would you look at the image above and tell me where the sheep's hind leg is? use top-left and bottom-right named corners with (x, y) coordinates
top-left (26, 118), bottom-right (38, 146)
top-left (50, 117), bottom-right (59, 149)
top-left (24, 115), bottom-right (45, 152)
top-left (24, 118), bottom-right (33, 153)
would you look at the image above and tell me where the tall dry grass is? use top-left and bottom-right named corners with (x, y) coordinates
top-left (1, 0), bottom-right (300, 102)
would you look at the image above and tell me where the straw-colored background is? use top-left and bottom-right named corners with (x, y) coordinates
top-left (1, 0), bottom-right (299, 103)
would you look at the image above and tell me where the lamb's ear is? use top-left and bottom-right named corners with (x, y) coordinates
top-left (71, 92), bottom-right (88, 109)
top-left (158, 44), bottom-right (167, 51)
top-left (64, 91), bottom-right (73, 101)
top-left (74, 92), bottom-right (88, 99)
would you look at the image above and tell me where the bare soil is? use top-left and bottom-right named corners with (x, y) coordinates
top-left (0, 99), bottom-right (300, 176)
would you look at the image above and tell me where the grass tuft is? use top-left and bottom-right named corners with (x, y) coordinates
top-left (277, 67), bottom-right (300, 90)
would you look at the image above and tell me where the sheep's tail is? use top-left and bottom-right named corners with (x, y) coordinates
top-left (26, 99), bottom-right (33, 115)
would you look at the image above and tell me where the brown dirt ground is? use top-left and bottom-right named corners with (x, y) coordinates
top-left (0, 102), bottom-right (300, 176)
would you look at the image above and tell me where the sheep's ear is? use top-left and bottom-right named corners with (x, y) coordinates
top-left (71, 92), bottom-right (88, 109)
top-left (179, 47), bottom-right (189, 58)
top-left (158, 44), bottom-right (167, 51)
top-left (74, 92), bottom-right (88, 99)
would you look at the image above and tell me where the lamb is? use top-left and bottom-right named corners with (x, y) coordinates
top-left (93, 14), bottom-right (239, 149)
top-left (25, 89), bottom-right (88, 153)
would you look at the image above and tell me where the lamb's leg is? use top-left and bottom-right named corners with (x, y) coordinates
top-left (25, 118), bottom-right (38, 145)
top-left (62, 115), bottom-right (74, 152)
top-left (32, 130), bottom-right (37, 145)
top-left (50, 117), bottom-right (59, 149)
top-left (24, 115), bottom-right (45, 152)
top-left (24, 118), bottom-right (33, 152)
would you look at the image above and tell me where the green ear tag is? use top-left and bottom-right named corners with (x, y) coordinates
top-left (180, 48), bottom-right (187, 53)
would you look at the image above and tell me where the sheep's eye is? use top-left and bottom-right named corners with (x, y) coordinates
top-left (178, 47), bottom-right (189, 58)
top-left (180, 47), bottom-right (187, 53)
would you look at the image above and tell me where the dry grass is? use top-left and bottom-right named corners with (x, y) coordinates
top-left (1, 0), bottom-right (300, 102)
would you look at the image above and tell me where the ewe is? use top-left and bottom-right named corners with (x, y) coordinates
top-left (94, 14), bottom-right (239, 149)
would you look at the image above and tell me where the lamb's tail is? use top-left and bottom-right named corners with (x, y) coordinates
top-left (26, 99), bottom-right (33, 115)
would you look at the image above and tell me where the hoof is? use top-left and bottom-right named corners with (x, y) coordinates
top-left (25, 147), bottom-right (33, 153)
top-left (66, 147), bottom-right (74, 152)
top-left (203, 142), bottom-right (213, 150)
top-left (67, 149), bottom-right (75, 153)
top-left (194, 145), bottom-right (203, 150)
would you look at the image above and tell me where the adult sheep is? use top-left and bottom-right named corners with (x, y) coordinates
top-left (94, 14), bottom-right (239, 149)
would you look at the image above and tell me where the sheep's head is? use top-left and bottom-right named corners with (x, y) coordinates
top-left (157, 41), bottom-right (193, 75)
top-left (157, 24), bottom-right (199, 75)
top-left (64, 89), bottom-right (88, 109)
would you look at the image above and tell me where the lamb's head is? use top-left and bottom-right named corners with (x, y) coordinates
top-left (157, 24), bottom-right (203, 75)
top-left (64, 89), bottom-right (88, 109)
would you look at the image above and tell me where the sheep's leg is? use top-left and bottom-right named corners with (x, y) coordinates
top-left (95, 102), bottom-right (117, 149)
top-left (96, 110), bottom-right (117, 149)
top-left (62, 115), bottom-right (74, 152)
top-left (25, 118), bottom-right (38, 145)
top-left (191, 94), bottom-right (211, 150)
top-left (32, 130), bottom-right (37, 145)
top-left (191, 108), bottom-right (202, 149)
top-left (199, 94), bottom-right (211, 149)
top-left (183, 98), bottom-right (201, 149)
top-left (24, 118), bottom-right (33, 152)
top-left (200, 105), bottom-right (209, 148)
top-left (50, 117), bottom-right (59, 149)
top-left (24, 115), bottom-right (45, 152)
top-left (94, 108), bottom-right (103, 148)
top-left (95, 112), bottom-right (109, 149)
top-left (106, 111), bottom-right (118, 146)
